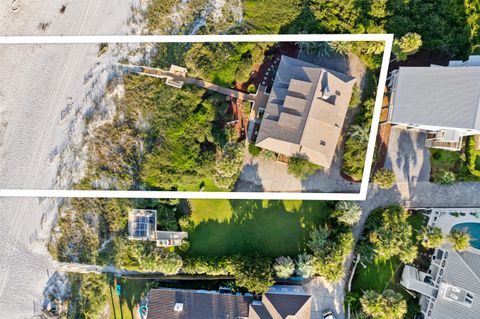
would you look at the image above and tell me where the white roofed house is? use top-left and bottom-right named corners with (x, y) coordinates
top-left (400, 244), bottom-right (480, 319)
top-left (387, 56), bottom-right (480, 151)
top-left (255, 55), bottom-right (355, 169)
top-left (127, 209), bottom-right (188, 247)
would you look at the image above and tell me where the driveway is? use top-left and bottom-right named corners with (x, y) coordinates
top-left (384, 127), bottom-right (431, 198)
top-left (304, 277), bottom-right (345, 319)
top-left (236, 152), bottom-right (361, 193)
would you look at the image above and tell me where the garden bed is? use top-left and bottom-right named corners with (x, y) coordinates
top-left (430, 137), bottom-right (480, 183)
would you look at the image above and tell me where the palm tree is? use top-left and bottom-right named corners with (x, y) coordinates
top-left (315, 42), bottom-right (333, 57)
top-left (307, 224), bottom-right (330, 253)
top-left (392, 32), bottom-right (422, 62)
top-left (295, 253), bottom-right (315, 278)
top-left (348, 124), bottom-right (370, 144)
top-left (274, 256), bottom-right (295, 279)
top-left (366, 41), bottom-right (385, 55)
top-left (297, 41), bottom-right (315, 54)
top-left (297, 41), bottom-right (333, 57)
top-left (330, 41), bottom-right (352, 55)
top-left (335, 201), bottom-right (362, 225)
top-left (360, 290), bottom-right (407, 319)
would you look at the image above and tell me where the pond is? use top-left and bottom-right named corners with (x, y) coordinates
top-left (451, 222), bottom-right (480, 249)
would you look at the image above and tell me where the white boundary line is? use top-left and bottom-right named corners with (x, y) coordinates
top-left (0, 34), bottom-right (393, 200)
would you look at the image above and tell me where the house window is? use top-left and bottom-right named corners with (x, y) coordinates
top-left (320, 140), bottom-right (326, 146)
top-left (335, 90), bottom-right (341, 95)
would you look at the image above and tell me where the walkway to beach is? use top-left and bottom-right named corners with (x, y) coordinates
top-left (125, 64), bottom-right (256, 101)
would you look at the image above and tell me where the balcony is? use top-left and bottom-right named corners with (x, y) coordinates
top-left (425, 131), bottom-right (462, 151)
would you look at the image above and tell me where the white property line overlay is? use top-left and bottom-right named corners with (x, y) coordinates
top-left (0, 34), bottom-right (393, 200)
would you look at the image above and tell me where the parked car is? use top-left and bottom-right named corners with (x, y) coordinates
top-left (323, 310), bottom-right (336, 319)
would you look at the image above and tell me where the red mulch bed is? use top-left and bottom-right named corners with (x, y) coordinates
top-left (340, 171), bottom-right (361, 183)
top-left (235, 42), bottom-right (299, 92)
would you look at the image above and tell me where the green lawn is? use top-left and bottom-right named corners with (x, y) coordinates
top-left (352, 256), bottom-right (402, 293)
top-left (185, 199), bottom-right (330, 257)
top-left (352, 213), bottom-right (425, 294)
top-left (107, 277), bottom-right (151, 319)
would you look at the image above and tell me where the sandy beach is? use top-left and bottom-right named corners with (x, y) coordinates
top-left (0, 1), bottom-right (138, 317)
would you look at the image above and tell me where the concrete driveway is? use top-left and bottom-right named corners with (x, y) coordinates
top-left (304, 277), bottom-right (345, 319)
top-left (384, 127), bottom-right (431, 198)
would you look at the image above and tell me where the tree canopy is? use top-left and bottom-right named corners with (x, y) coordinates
top-left (360, 289), bottom-right (407, 319)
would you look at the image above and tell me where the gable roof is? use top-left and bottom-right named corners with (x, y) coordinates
top-left (262, 293), bottom-right (312, 318)
top-left (146, 288), bottom-right (253, 319)
top-left (255, 55), bottom-right (355, 168)
top-left (390, 67), bottom-right (480, 130)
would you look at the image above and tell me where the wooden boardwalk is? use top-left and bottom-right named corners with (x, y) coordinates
top-left (125, 64), bottom-right (255, 101)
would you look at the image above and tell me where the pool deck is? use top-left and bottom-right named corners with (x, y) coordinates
top-left (426, 208), bottom-right (480, 234)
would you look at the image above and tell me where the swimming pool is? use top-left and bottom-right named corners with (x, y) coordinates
top-left (451, 222), bottom-right (480, 249)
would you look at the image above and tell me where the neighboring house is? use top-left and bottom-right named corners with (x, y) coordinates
top-left (127, 209), bottom-right (188, 247)
top-left (145, 285), bottom-right (312, 319)
top-left (255, 55), bottom-right (355, 168)
top-left (400, 244), bottom-right (480, 319)
top-left (387, 56), bottom-right (480, 151)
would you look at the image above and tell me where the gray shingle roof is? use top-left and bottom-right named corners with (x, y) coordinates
top-left (255, 55), bottom-right (355, 168)
top-left (390, 67), bottom-right (480, 130)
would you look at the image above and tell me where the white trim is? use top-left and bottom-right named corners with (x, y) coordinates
top-left (0, 34), bottom-right (394, 200)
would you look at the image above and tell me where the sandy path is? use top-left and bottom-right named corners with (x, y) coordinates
top-left (0, 1), bottom-right (136, 317)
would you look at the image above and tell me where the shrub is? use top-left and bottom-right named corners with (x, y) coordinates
top-left (179, 216), bottom-right (192, 231)
top-left (295, 253), bottom-right (315, 278)
top-left (448, 229), bottom-right (470, 251)
top-left (345, 291), bottom-right (361, 312)
top-left (260, 149), bottom-right (276, 161)
top-left (247, 84), bottom-right (257, 93)
top-left (214, 143), bottom-right (244, 190)
top-left (287, 153), bottom-right (321, 179)
top-left (98, 43), bottom-right (108, 57)
top-left (273, 256), bottom-right (295, 279)
top-left (67, 273), bottom-right (107, 319)
top-left (438, 170), bottom-right (456, 185)
top-left (313, 232), bottom-right (354, 282)
top-left (248, 143), bottom-right (261, 156)
top-left (232, 255), bottom-right (274, 294)
top-left (182, 256), bottom-right (233, 276)
top-left (243, 101), bottom-right (252, 115)
top-left (178, 239), bottom-right (191, 252)
top-left (373, 168), bottom-right (395, 189)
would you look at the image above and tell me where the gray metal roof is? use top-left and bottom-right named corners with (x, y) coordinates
top-left (428, 248), bottom-right (480, 319)
top-left (390, 67), bottom-right (480, 130)
top-left (255, 55), bottom-right (355, 168)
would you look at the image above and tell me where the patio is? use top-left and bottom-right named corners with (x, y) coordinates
top-left (426, 208), bottom-right (480, 234)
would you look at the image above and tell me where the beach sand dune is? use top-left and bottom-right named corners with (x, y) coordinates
top-left (0, 1), bottom-right (136, 317)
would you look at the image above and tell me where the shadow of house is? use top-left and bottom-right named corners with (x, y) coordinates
top-left (235, 162), bottom-right (265, 192)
